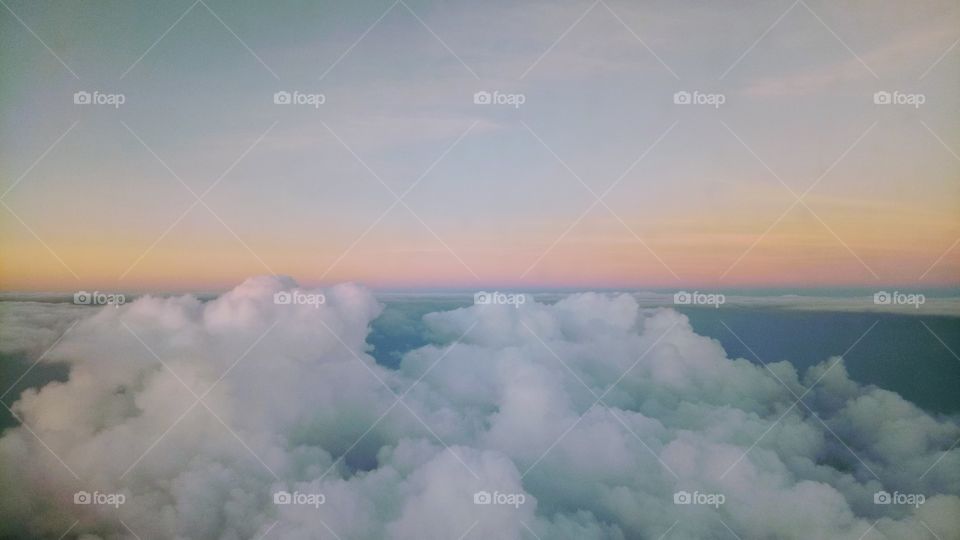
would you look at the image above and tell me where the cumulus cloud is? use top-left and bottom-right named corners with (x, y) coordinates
top-left (0, 276), bottom-right (958, 539)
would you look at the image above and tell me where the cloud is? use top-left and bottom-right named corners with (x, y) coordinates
top-left (0, 277), bottom-right (958, 539)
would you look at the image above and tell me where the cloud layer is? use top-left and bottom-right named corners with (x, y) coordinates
top-left (1, 276), bottom-right (958, 539)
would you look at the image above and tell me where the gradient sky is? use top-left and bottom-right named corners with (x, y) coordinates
top-left (1, 0), bottom-right (958, 291)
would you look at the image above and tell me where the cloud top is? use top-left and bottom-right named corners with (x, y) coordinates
top-left (1, 277), bottom-right (957, 539)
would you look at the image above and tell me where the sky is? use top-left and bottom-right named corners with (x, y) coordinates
top-left (1, 0), bottom-right (959, 291)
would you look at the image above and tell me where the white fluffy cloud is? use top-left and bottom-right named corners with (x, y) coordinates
top-left (1, 276), bottom-right (958, 539)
